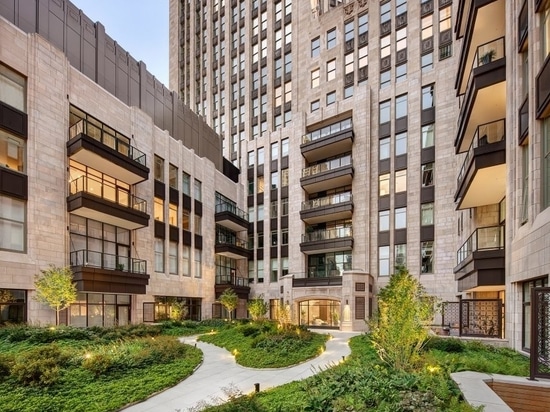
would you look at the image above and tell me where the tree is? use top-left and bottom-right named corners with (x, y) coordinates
top-left (34, 265), bottom-right (77, 325)
top-left (247, 295), bottom-right (268, 321)
top-left (219, 288), bottom-right (238, 321)
top-left (369, 266), bottom-right (436, 371)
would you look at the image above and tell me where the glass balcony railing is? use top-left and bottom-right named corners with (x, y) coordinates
top-left (456, 225), bottom-right (505, 266)
top-left (302, 192), bottom-right (352, 211)
top-left (302, 154), bottom-right (352, 178)
top-left (302, 227), bottom-right (353, 242)
top-left (69, 174), bottom-right (147, 213)
top-left (70, 249), bottom-right (147, 274)
top-left (215, 202), bottom-right (249, 221)
top-left (457, 119), bottom-right (505, 185)
top-left (215, 273), bottom-right (249, 286)
top-left (302, 118), bottom-right (353, 144)
top-left (215, 230), bottom-right (248, 249)
top-left (69, 119), bottom-right (147, 166)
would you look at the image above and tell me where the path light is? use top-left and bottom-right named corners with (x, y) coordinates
top-left (84, 353), bottom-right (92, 359)
top-left (427, 365), bottom-right (440, 373)
top-left (232, 349), bottom-right (239, 357)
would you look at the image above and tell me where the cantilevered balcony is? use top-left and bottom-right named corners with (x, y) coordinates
top-left (455, 119), bottom-right (506, 209)
top-left (301, 118), bottom-right (354, 163)
top-left (456, 37), bottom-right (506, 153)
top-left (300, 227), bottom-right (353, 254)
top-left (300, 192), bottom-right (353, 224)
top-left (215, 273), bottom-right (250, 299)
top-left (301, 154), bottom-right (354, 194)
top-left (70, 249), bottom-right (149, 294)
top-left (454, 225), bottom-right (505, 292)
top-left (215, 202), bottom-right (249, 231)
top-left (67, 119), bottom-right (149, 184)
top-left (68, 174), bottom-right (149, 230)
top-left (215, 228), bottom-right (251, 259)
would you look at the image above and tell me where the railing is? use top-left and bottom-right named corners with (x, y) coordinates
top-left (302, 192), bottom-right (352, 211)
top-left (306, 263), bottom-right (351, 278)
top-left (302, 226), bottom-right (353, 242)
top-left (457, 119), bottom-right (505, 185)
top-left (302, 154), bottom-right (352, 178)
top-left (215, 202), bottom-right (249, 221)
top-left (456, 225), bottom-right (505, 266)
top-left (215, 273), bottom-right (249, 287)
top-left (302, 118), bottom-right (353, 144)
top-left (69, 119), bottom-right (147, 166)
top-left (69, 175), bottom-right (147, 213)
top-left (215, 230), bottom-right (248, 249)
top-left (70, 249), bottom-right (147, 274)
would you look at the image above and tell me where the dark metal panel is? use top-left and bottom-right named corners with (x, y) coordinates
top-left (194, 234), bottom-right (203, 249)
top-left (154, 220), bottom-right (165, 238)
top-left (394, 228), bottom-right (407, 244)
top-left (421, 186), bottom-right (435, 203)
top-left (169, 225), bottom-right (179, 242)
top-left (65, 2), bottom-right (81, 70)
top-left (182, 229), bottom-right (192, 246)
top-left (420, 225), bottom-right (434, 241)
top-left (169, 187), bottom-right (179, 205)
top-left (0, 168), bottom-right (27, 199)
top-left (194, 200), bottom-right (203, 216)
top-left (395, 154), bottom-right (407, 170)
top-left (378, 231), bottom-right (390, 246)
top-left (154, 180), bottom-right (165, 199)
top-left (72, 266), bottom-right (149, 294)
top-left (0, 102), bottom-right (27, 137)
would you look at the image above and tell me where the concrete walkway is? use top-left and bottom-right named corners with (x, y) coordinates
top-left (123, 331), bottom-right (360, 412)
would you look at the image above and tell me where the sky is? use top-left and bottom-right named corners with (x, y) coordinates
top-left (71, 0), bottom-right (169, 85)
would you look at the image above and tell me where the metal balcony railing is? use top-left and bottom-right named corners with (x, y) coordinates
top-left (302, 154), bottom-right (352, 178)
top-left (302, 192), bottom-right (352, 211)
top-left (69, 119), bottom-right (147, 166)
top-left (302, 118), bottom-right (353, 144)
top-left (70, 249), bottom-right (147, 274)
top-left (69, 175), bottom-right (148, 213)
top-left (457, 118), bottom-right (505, 185)
top-left (215, 273), bottom-right (249, 286)
top-left (302, 226), bottom-right (353, 242)
top-left (456, 225), bottom-right (505, 266)
top-left (215, 201), bottom-right (249, 221)
top-left (215, 230), bottom-right (248, 249)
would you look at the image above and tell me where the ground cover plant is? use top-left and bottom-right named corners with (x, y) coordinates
top-left (0, 322), bottom-right (210, 412)
top-left (198, 320), bottom-right (330, 368)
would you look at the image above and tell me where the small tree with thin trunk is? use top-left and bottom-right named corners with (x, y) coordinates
top-left (34, 265), bottom-right (77, 325)
top-left (219, 288), bottom-right (238, 321)
top-left (247, 294), bottom-right (268, 321)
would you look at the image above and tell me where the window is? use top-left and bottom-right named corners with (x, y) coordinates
top-left (284, 81), bottom-right (292, 103)
top-left (275, 29), bottom-right (282, 50)
top-left (327, 28), bottom-right (336, 49)
top-left (182, 245), bottom-right (190, 276)
top-left (0, 195), bottom-right (25, 252)
top-left (379, 137), bottom-right (390, 160)
top-left (345, 54), bottom-right (354, 75)
top-left (380, 70), bottom-right (391, 88)
top-left (257, 175), bottom-right (265, 193)
top-left (271, 230), bottom-right (278, 246)
top-left (270, 200), bottom-right (278, 216)
top-left (271, 142), bottom-right (279, 161)
top-left (421, 203), bottom-right (434, 226)
top-left (380, 1), bottom-right (391, 24)
top-left (169, 241), bottom-right (178, 275)
top-left (270, 259), bottom-right (279, 282)
top-left (257, 260), bottom-right (264, 283)
top-left (281, 168), bottom-right (289, 187)
top-left (396, 0), bottom-right (407, 15)
top-left (422, 163), bottom-right (434, 186)
top-left (154, 239), bottom-right (164, 272)
top-left (396, 63), bottom-right (407, 82)
top-left (311, 37), bottom-right (320, 57)
top-left (379, 173), bottom-right (390, 196)
top-left (326, 91), bottom-right (336, 106)
top-left (396, 28), bottom-right (406, 51)
top-left (439, 44), bottom-right (452, 60)
top-left (380, 35), bottom-right (390, 58)
top-left (311, 100), bottom-right (320, 112)
top-left (194, 249), bottom-right (202, 278)
top-left (281, 138), bottom-right (289, 157)
top-left (421, 241), bottom-right (433, 273)
top-left (543, 118), bottom-right (550, 209)
top-left (194, 179), bottom-right (202, 201)
top-left (422, 124), bottom-right (435, 148)
top-left (344, 85), bottom-right (354, 99)
top-left (358, 13), bottom-right (368, 37)
top-left (358, 46), bottom-right (368, 68)
top-left (439, 6), bottom-right (451, 32)
top-left (395, 207), bottom-right (406, 229)
top-left (311, 68), bottom-right (320, 88)
top-left (271, 171), bottom-right (279, 189)
top-left (248, 151), bottom-right (255, 168)
top-left (154, 155), bottom-right (164, 181)
top-left (422, 84), bottom-right (435, 109)
top-left (327, 59), bottom-right (336, 81)
top-left (282, 228), bottom-right (289, 245)
top-left (258, 147), bottom-right (264, 165)
top-left (379, 210), bottom-right (390, 231)
top-left (345, 20), bottom-right (354, 41)
top-left (182, 209), bottom-right (190, 230)
top-left (257, 204), bottom-right (264, 221)
top-left (182, 172), bottom-right (191, 195)
top-left (379, 246), bottom-right (390, 276)
top-left (0, 64), bottom-right (26, 112)
top-left (421, 53), bottom-right (433, 72)
top-left (281, 198), bottom-right (289, 216)
top-left (422, 15), bottom-right (433, 40)
top-left (544, 7), bottom-right (550, 59)
top-left (194, 215), bottom-right (202, 235)
top-left (0, 130), bottom-right (25, 172)
top-left (169, 204), bottom-right (178, 226)
top-left (395, 132), bottom-right (407, 156)
top-left (285, 53), bottom-right (292, 74)
top-left (168, 164), bottom-right (178, 189)
top-left (379, 100), bottom-right (390, 124)
top-left (285, 23), bottom-right (292, 45)
top-left (395, 244), bottom-right (406, 267)
top-left (395, 94), bottom-right (407, 118)
top-left (521, 144), bottom-right (529, 224)
top-left (258, 232), bottom-right (264, 248)
top-left (154, 198), bottom-right (164, 222)
top-left (395, 170), bottom-right (407, 193)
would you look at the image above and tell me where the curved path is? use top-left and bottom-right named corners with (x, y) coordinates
top-left (123, 330), bottom-right (360, 412)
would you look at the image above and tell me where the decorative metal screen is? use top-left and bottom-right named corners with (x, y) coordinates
top-left (442, 299), bottom-right (502, 338)
top-left (530, 287), bottom-right (550, 380)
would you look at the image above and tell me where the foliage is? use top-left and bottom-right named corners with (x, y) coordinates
top-left (33, 265), bottom-right (78, 325)
top-left (247, 295), bottom-right (269, 321)
top-left (170, 300), bottom-right (189, 321)
top-left (275, 303), bottom-right (292, 330)
top-left (219, 288), bottom-right (239, 320)
top-left (9, 344), bottom-right (69, 386)
top-left (369, 267), bottom-right (436, 371)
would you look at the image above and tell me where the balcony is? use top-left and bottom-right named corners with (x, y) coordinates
top-left (67, 119), bottom-right (149, 184)
top-left (215, 273), bottom-right (250, 299)
top-left (300, 192), bottom-right (353, 224)
top-left (301, 154), bottom-right (354, 194)
top-left (300, 227), bottom-right (353, 254)
top-left (301, 118), bottom-right (354, 163)
top-left (456, 37), bottom-right (506, 153)
top-left (454, 225), bottom-right (505, 292)
top-left (215, 229), bottom-right (251, 259)
top-left (293, 276), bottom-right (343, 288)
top-left (68, 175), bottom-right (149, 230)
top-left (455, 119), bottom-right (506, 209)
top-left (70, 249), bottom-right (149, 294)
top-left (215, 202), bottom-right (249, 231)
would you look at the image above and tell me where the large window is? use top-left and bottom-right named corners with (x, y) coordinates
top-left (194, 249), bottom-right (202, 278)
top-left (0, 129), bottom-right (25, 173)
top-left (422, 84), bottom-right (435, 109)
top-left (544, 8), bottom-right (550, 59)
top-left (379, 246), bottom-right (390, 276)
top-left (311, 37), bottom-right (320, 57)
top-left (395, 169), bottom-right (407, 193)
top-left (70, 293), bottom-right (130, 327)
top-left (395, 132), bottom-right (407, 156)
top-left (380, 137), bottom-right (390, 160)
top-left (422, 124), bottom-right (435, 148)
top-left (327, 28), bottom-right (336, 49)
top-left (379, 210), bottom-right (390, 231)
top-left (154, 155), bottom-right (164, 182)
top-left (182, 245), bottom-right (190, 276)
top-left (154, 238), bottom-right (164, 272)
top-left (169, 164), bottom-right (178, 189)
top-left (379, 173), bottom-right (390, 196)
top-left (421, 203), bottom-right (434, 226)
top-left (182, 172), bottom-right (191, 195)
top-left (0, 195), bottom-right (25, 252)
top-left (0, 289), bottom-right (26, 324)
top-left (422, 163), bottom-right (434, 186)
top-left (395, 207), bottom-right (406, 229)
top-left (0, 63), bottom-right (26, 113)
top-left (169, 241), bottom-right (178, 275)
top-left (299, 299), bottom-right (340, 327)
top-left (421, 241), bottom-right (433, 273)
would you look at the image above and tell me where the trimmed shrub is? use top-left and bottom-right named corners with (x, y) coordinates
top-left (424, 337), bottom-right (465, 353)
top-left (10, 344), bottom-right (69, 386)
